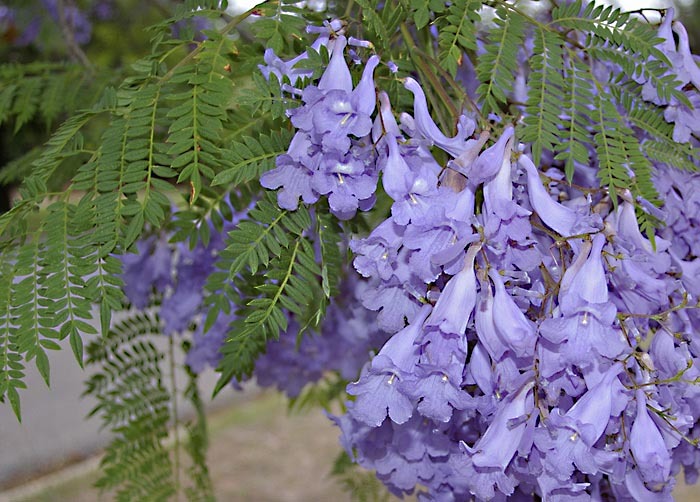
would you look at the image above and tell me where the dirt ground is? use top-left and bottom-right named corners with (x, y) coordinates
top-left (11, 392), bottom-right (355, 502)
top-left (8, 391), bottom-right (700, 502)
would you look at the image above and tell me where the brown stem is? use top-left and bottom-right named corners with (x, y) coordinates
top-left (55, 0), bottom-right (92, 70)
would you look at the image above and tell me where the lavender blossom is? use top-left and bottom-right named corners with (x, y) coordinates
top-left (403, 77), bottom-right (476, 157)
top-left (347, 304), bottom-right (432, 426)
top-left (630, 390), bottom-right (672, 487)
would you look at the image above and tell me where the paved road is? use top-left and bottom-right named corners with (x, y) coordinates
top-left (0, 333), bottom-right (244, 490)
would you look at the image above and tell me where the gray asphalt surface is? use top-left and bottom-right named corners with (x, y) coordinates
top-left (0, 332), bottom-right (242, 490)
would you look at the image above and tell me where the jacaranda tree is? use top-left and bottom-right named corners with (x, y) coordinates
top-left (1, 0), bottom-right (699, 500)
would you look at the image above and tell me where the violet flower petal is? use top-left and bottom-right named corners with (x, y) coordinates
top-left (318, 35), bottom-right (352, 92)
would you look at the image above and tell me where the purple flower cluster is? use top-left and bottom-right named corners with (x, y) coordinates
top-left (120, 210), bottom-right (390, 396)
top-left (250, 18), bottom-right (700, 499)
top-left (117, 16), bottom-right (700, 501)
top-left (259, 22), bottom-right (381, 220)
top-left (324, 75), bottom-right (700, 499)
top-left (184, 267), bottom-right (391, 396)
top-left (252, 275), bottom-right (391, 397)
top-left (120, 206), bottom-right (245, 335)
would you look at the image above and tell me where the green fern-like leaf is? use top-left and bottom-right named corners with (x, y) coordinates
top-left (316, 210), bottom-right (343, 301)
top-left (238, 72), bottom-right (294, 121)
top-left (41, 201), bottom-right (99, 365)
top-left (437, 0), bottom-right (481, 78)
top-left (28, 111), bottom-right (98, 191)
top-left (10, 237), bottom-right (52, 386)
top-left (520, 27), bottom-right (565, 166)
top-left (84, 310), bottom-right (175, 501)
top-left (165, 37), bottom-right (235, 203)
top-left (218, 191), bottom-right (311, 278)
top-left (212, 129), bottom-right (293, 187)
top-left (0, 62), bottom-right (108, 131)
top-left (249, 1), bottom-right (307, 53)
top-left (476, 6), bottom-right (526, 115)
top-left (354, 0), bottom-right (407, 53)
top-left (0, 254), bottom-right (25, 421)
top-left (592, 90), bottom-right (658, 210)
top-left (214, 234), bottom-right (324, 394)
top-left (613, 86), bottom-right (700, 172)
top-left (554, 50), bottom-right (596, 181)
top-left (552, 0), bottom-right (687, 106)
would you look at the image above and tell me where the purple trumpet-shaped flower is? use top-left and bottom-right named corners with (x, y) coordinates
top-left (346, 358), bottom-right (415, 427)
top-left (535, 364), bottom-right (627, 488)
top-left (468, 342), bottom-right (495, 396)
top-left (630, 390), bottom-right (672, 487)
top-left (382, 138), bottom-right (441, 226)
top-left (474, 275), bottom-right (509, 362)
top-left (482, 128), bottom-right (527, 219)
top-left (382, 134), bottom-right (414, 201)
top-left (403, 219), bottom-right (465, 283)
top-left (460, 126), bottom-right (515, 186)
top-left (351, 218), bottom-right (404, 281)
top-left (489, 268), bottom-right (537, 359)
top-left (352, 55), bottom-right (380, 116)
top-left (558, 238), bottom-right (592, 299)
top-left (347, 304), bottom-right (432, 426)
top-left (258, 20), bottom-right (343, 84)
top-left (610, 197), bottom-right (672, 284)
top-left (318, 35), bottom-right (352, 92)
top-left (360, 274), bottom-right (425, 333)
top-left (479, 132), bottom-right (532, 256)
top-left (425, 244), bottom-right (480, 335)
top-left (372, 91), bottom-right (402, 143)
top-left (446, 130), bottom-right (490, 179)
top-left (535, 412), bottom-right (605, 486)
top-left (467, 379), bottom-right (535, 470)
top-left (400, 362), bottom-right (473, 422)
top-left (259, 153), bottom-right (318, 210)
top-left (565, 362), bottom-right (626, 445)
top-left (519, 154), bottom-right (600, 238)
top-left (403, 77), bottom-right (476, 157)
top-left (308, 56), bottom-right (379, 153)
top-left (561, 233), bottom-right (609, 309)
top-left (624, 468), bottom-right (674, 502)
top-left (540, 234), bottom-right (628, 365)
top-left (309, 89), bottom-right (374, 151)
top-left (665, 91), bottom-right (700, 142)
top-left (673, 22), bottom-right (700, 90)
top-left (312, 147), bottom-right (377, 219)
top-left (374, 303), bottom-right (433, 372)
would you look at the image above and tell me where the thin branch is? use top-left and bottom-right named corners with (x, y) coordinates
top-left (169, 335), bottom-right (181, 500)
top-left (55, 0), bottom-right (92, 70)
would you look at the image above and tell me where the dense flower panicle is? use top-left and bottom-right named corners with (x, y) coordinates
top-left (130, 16), bottom-right (700, 502)
top-left (323, 65), bottom-right (699, 500)
top-left (259, 29), bottom-right (381, 220)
